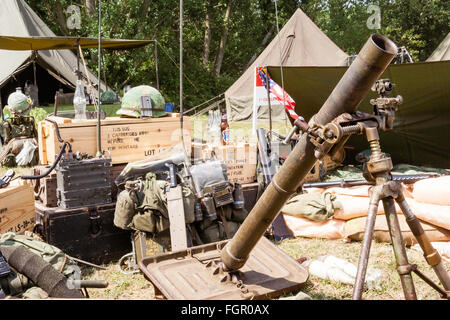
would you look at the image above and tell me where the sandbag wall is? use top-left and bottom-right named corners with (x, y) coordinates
top-left (281, 176), bottom-right (450, 244)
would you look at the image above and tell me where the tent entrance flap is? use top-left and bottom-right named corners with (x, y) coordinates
top-left (0, 0), bottom-right (122, 100)
top-left (1, 62), bottom-right (72, 107)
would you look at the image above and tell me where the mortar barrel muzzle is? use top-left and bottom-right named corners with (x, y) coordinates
top-left (313, 34), bottom-right (397, 126)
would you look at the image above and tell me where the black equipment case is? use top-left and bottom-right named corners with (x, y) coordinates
top-left (56, 157), bottom-right (112, 209)
top-left (34, 201), bottom-right (131, 264)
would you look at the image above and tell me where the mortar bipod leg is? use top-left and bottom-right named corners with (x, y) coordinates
top-left (352, 191), bottom-right (381, 300)
top-left (395, 194), bottom-right (450, 292)
top-left (382, 197), bottom-right (417, 300)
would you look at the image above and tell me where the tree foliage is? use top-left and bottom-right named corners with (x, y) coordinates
top-left (26, 0), bottom-right (449, 110)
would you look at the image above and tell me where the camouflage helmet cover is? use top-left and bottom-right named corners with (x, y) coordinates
top-left (117, 85), bottom-right (166, 118)
top-left (7, 91), bottom-right (31, 115)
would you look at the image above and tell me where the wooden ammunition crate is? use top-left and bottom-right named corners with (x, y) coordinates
top-left (38, 115), bottom-right (191, 165)
top-left (0, 180), bottom-right (35, 234)
top-left (192, 143), bottom-right (257, 184)
top-left (31, 165), bottom-right (58, 208)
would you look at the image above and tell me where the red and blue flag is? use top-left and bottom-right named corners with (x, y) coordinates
top-left (257, 67), bottom-right (299, 120)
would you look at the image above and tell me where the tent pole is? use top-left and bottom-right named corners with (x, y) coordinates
top-left (180, 0), bottom-right (183, 118)
top-left (33, 53), bottom-right (37, 86)
top-left (155, 40), bottom-right (160, 91)
top-left (101, 53), bottom-right (107, 90)
top-left (265, 69), bottom-right (272, 146)
top-left (0, 92), bottom-right (3, 122)
top-left (96, 0), bottom-right (102, 157)
top-left (77, 40), bottom-right (81, 80)
top-left (179, 0), bottom-right (190, 165)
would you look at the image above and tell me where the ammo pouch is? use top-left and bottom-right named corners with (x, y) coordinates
top-left (114, 172), bottom-right (195, 234)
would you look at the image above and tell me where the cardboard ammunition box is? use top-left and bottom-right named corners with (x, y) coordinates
top-left (0, 180), bottom-right (35, 234)
top-left (192, 143), bottom-right (257, 184)
top-left (38, 115), bottom-right (191, 165)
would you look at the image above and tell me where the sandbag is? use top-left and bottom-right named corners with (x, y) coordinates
top-left (412, 242), bottom-right (450, 263)
top-left (407, 199), bottom-right (450, 231)
top-left (282, 215), bottom-right (346, 240)
top-left (325, 185), bottom-right (371, 197)
top-left (311, 184), bottom-right (414, 199)
top-left (281, 192), bottom-right (342, 221)
top-left (343, 215), bottom-right (450, 245)
top-left (333, 195), bottom-right (403, 221)
top-left (412, 176), bottom-right (450, 206)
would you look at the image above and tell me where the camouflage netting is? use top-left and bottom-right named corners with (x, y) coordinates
top-left (117, 85), bottom-right (167, 118)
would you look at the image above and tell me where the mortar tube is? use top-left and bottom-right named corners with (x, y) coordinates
top-left (220, 34), bottom-right (398, 271)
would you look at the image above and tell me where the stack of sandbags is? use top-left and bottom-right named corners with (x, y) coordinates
top-left (281, 192), bottom-right (346, 240)
top-left (281, 176), bottom-right (450, 244)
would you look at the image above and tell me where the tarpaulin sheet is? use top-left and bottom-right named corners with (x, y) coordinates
top-left (268, 60), bottom-right (450, 169)
top-left (0, 36), bottom-right (152, 51)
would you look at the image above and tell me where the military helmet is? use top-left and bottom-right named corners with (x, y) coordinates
top-left (7, 89), bottom-right (32, 115)
top-left (100, 91), bottom-right (118, 104)
top-left (117, 85), bottom-right (166, 118)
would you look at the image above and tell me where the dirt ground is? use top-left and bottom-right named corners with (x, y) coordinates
top-left (82, 237), bottom-right (449, 300)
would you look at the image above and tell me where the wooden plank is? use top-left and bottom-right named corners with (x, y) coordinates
top-left (45, 114), bottom-right (181, 127)
top-left (39, 115), bottom-right (191, 165)
top-left (166, 186), bottom-right (188, 252)
top-left (0, 180), bottom-right (35, 234)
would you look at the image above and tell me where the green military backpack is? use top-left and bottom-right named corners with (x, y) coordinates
top-left (114, 172), bottom-right (195, 234)
top-left (0, 232), bottom-right (79, 299)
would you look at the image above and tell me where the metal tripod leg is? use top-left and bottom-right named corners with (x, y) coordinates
top-left (352, 191), bottom-right (380, 300)
top-left (382, 197), bottom-right (417, 300)
top-left (396, 194), bottom-right (450, 291)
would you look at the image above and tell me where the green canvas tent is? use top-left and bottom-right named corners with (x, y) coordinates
top-left (427, 32), bottom-right (450, 62)
top-left (0, 0), bottom-right (110, 106)
top-left (225, 8), bottom-right (348, 124)
top-left (267, 60), bottom-right (450, 169)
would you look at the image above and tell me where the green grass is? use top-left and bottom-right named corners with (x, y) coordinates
top-left (41, 104), bottom-right (121, 118)
top-left (82, 263), bottom-right (155, 300)
top-left (81, 237), bottom-right (449, 300)
top-left (277, 237), bottom-right (449, 300)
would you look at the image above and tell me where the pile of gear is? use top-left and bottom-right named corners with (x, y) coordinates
top-left (0, 88), bottom-right (39, 167)
top-left (113, 153), bottom-right (249, 250)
